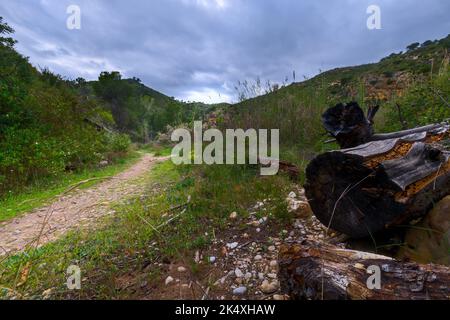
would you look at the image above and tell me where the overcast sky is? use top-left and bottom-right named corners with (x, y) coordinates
top-left (1, 0), bottom-right (449, 103)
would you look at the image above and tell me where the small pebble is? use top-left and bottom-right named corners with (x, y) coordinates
top-left (227, 242), bottom-right (239, 250)
top-left (235, 268), bottom-right (244, 278)
top-left (233, 286), bottom-right (247, 295)
top-left (260, 280), bottom-right (279, 294)
top-left (165, 276), bottom-right (174, 285)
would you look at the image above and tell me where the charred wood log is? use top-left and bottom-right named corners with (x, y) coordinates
top-left (278, 240), bottom-right (450, 300)
top-left (305, 127), bottom-right (450, 238)
top-left (322, 102), bottom-right (379, 148)
top-left (322, 101), bottom-right (449, 148)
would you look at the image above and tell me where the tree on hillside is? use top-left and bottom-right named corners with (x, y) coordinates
top-left (0, 17), bottom-right (16, 47)
top-left (139, 96), bottom-right (155, 143)
top-left (421, 40), bottom-right (434, 47)
top-left (406, 42), bottom-right (420, 51)
top-left (92, 71), bottom-right (136, 130)
top-left (0, 18), bottom-right (128, 194)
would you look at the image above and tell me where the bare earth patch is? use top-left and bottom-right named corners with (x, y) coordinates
top-left (0, 154), bottom-right (169, 256)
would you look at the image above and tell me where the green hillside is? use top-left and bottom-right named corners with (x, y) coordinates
top-left (224, 34), bottom-right (450, 157)
top-left (79, 73), bottom-right (219, 142)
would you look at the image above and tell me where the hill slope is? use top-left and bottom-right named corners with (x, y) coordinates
top-left (223, 34), bottom-right (450, 153)
top-left (81, 74), bottom-right (219, 142)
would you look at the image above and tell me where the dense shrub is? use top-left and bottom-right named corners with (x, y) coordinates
top-left (0, 18), bottom-right (130, 195)
top-left (104, 132), bottom-right (131, 153)
top-left (382, 58), bottom-right (450, 131)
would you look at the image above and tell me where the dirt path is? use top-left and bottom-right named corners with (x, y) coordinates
top-left (0, 153), bottom-right (169, 256)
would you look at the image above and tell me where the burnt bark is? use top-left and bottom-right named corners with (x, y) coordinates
top-left (278, 240), bottom-right (450, 300)
top-left (305, 128), bottom-right (450, 238)
top-left (322, 102), bottom-right (378, 148)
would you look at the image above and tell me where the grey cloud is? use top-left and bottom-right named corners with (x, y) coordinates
top-left (1, 0), bottom-right (449, 103)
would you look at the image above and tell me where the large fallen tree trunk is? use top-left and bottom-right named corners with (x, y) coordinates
top-left (305, 103), bottom-right (450, 238)
top-left (278, 241), bottom-right (450, 300)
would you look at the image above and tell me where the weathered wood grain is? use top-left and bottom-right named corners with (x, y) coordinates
top-left (305, 131), bottom-right (450, 238)
top-left (278, 240), bottom-right (450, 300)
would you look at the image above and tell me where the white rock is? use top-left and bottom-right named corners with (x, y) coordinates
top-left (269, 260), bottom-right (278, 268)
top-left (233, 286), bottom-right (247, 295)
top-left (254, 201), bottom-right (264, 210)
top-left (244, 272), bottom-right (252, 280)
top-left (227, 242), bottom-right (239, 250)
top-left (267, 273), bottom-right (277, 279)
top-left (260, 280), bottom-right (279, 294)
top-left (268, 246), bottom-right (276, 252)
top-left (177, 266), bottom-right (187, 272)
top-left (194, 250), bottom-right (201, 263)
top-left (254, 255), bottom-right (263, 261)
top-left (288, 191), bottom-right (296, 199)
top-left (99, 160), bottom-right (109, 167)
top-left (235, 268), bottom-right (244, 278)
top-left (209, 256), bottom-right (216, 263)
top-left (41, 288), bottom-right (54, 300)
top-left (165, 276), bottom-right (174, 285)
top-left (256, 228), bottom-right (261, 233)
top-left (293, 220), bottom-right (302, 228)
top-left (229, 211), bottom-right (238, 220)
top-left (273, 294), bottom-right (285, 301)
top-left (215, 275), bottom-right (227, 286)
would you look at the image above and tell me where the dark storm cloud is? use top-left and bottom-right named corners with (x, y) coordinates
top-left (1, 0), bottom-right (449, 102)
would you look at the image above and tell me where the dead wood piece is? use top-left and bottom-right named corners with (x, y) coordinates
top-left (322, 102), bottom-right (378, 148)
top-left (259, 157), bottom-right (300, 180)
top-left (278, 240), bottom-right (450, 300)
top-left (305, 130), bottom-right (450, 238)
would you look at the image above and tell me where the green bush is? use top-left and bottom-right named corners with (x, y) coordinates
top-left (0, 18), bottom-right (130, 195)
top-left (382, 60), bottom-right (450, 131)
top-left (104, 132), bottom-right (131, 153)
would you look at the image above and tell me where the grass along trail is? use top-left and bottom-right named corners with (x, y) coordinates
top-left (0, 153), bottom-right (169, 256)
